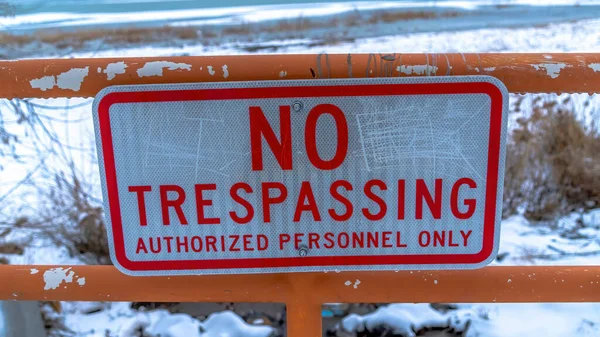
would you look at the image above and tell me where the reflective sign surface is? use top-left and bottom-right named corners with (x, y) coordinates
top-left (93, 77), bottom-right (508, 276)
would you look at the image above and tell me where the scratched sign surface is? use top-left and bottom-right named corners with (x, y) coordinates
top-left (93, 77), bottom-right (508, 276)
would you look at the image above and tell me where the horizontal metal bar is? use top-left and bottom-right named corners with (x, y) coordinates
top-left (2, 265), bottom-right (598, 303)
top-left (1, 53), bottom-right (600, 99)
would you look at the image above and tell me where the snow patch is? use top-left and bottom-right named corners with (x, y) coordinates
top-left (136, 61), bottom-right (191, 77)
top-left (396, 65), bottom-right (438, 75)
top-left (56, 67), bottom-right (89, 91)
top-left (222, 64), bottom-right (229, 78)
top-left (341, 304), bottom-right (459, 337)
top-left (202, 311), bottom-right (274, 337)
top-left (103, 61), bottom-right (127, 80)
top-left (588, 63), bottom-right (600, 72)
top-left (531, 63), bottom-right (567, 79)
top-left (29, 75), bottom-right (55, 91)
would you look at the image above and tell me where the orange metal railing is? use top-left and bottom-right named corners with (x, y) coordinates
top-left (1, 54), bottom-right (599, 337)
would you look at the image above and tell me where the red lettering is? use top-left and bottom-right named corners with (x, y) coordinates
top-left (396, 232), bottom-right (407, 248)
top-left (382, 231), bottom-right (392, 248)
top-left (257, 235), bottom-right (268, 251)
top-left (279, 234), bottom-right (290, 250)
top-left (367, 232), bottom-right (379, 248)
top-left (397, 180), bottom-right (405, 220)
top-left (338, 232), bottom-right (350, 248)
top-left (352, 232), bottom-right (364, 248)
top-left (164, 236), bottom-right (174, 253)
top-left (323, 232), bottom-right (335, 248)
top-left (262, 182), bottom-right (288, 223)
top-left (176, 236), bottom-right (188, 253)
top-left (419, 231), bottom-right (431, 247)
top-left (460, 230), bottom-right (473, 246)
top-left (129, 186), bottom-right (152, 226)
top-left (433, 231), bottom-right (445, 247)
top-left (304, 104), bottom-right (348, 170)
top-left (294, 233), bottom-right (304, 250)
top-left (362, 180), bottom-right (387, 220)
top-left (194, 184), bottom-right (220, 225)
top-left (149, 237), bottom-right (161, 253)
top-left (160, 185), bottom-right (188, 225)
top-left (136, 238), bottom-right (148, 254)
top-left (308, 233), bottom-right (320, 249)
top-left (416, 179), bottom-right (442, 219)
top-left (229, 235), bottom-right (240, 252)
top-left (191, 236), bottom-right (202, 252)
top-left (229, 183), bottom-right (254, 224)
top-left (451, 178), bottom-right (477, 219)
top-left (249, 106), bottom-right (292, 171)
top-left (329, 180), bottom-right (353, 221)
top-left (293, 181), bottom-right (321, 222)
top-left (206, 236), bottom-right (217, 252)
top-left (243, 235), bottom-right (254, 251)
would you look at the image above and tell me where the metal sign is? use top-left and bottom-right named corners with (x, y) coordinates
top-left (93, 77), bottom-right (508, 276)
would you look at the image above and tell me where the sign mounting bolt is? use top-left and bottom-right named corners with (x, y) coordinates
top-left (292, 101), bottom-right (303, 112)
top-left (298, 246), bottom-right (308, 257)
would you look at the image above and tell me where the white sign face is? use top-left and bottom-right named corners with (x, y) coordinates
top-left (93, 77), bottom-right (508, 276)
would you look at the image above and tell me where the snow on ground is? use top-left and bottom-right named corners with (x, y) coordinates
top-left (5, 0), bottom-right (600, 32)
top-left (58, 302), bottom-right (274, 337)
top-left (2, 6), bottom-right (600, 337)
top-left (339, 302), bottom-right (600, 337)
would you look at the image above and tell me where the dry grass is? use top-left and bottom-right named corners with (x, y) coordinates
top-left (503, 97), bottom-right (600, 221)
top-left (1, 9), bottom-right (466, 53)
top-left (39, 170), bottom-right (111, 265)
top-left (366, 10), bottom-right (461, 24)
top-left (0, 25), bottom-right (207, 49)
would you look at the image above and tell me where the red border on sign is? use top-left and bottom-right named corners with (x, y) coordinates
top-left (98, 82), bottom-right (504, 271)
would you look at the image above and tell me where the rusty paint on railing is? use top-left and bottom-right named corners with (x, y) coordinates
top-left (1, 266), bottom-right (600, 336)
top-left (2, 53), bottom-right (600, 99)
top-left (2, 54), bottom-right (600, 337)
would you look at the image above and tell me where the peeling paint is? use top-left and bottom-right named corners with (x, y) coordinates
top-left (30, 268), bottom-right (39, 275)
top-left (279, 70), bottom-right (287, 78)
top-left (396, 65), bottom-right (439, 76)
top-left (207, 65), bottom-right (215, 76)
top-left (77, 277), bottom-right (86, 286)
top-left (588, 63), bottom-right (600, 72)
top-left (531, 63), bottom-right (567, 79)
top-left (137, 61), bottom-right (191, 77)
top-left (222, 65), bottom-right (229, 78)
top-left (57, 67), bottom-right (89, 91)
top-left (30, 76), bottom-right (55, 91)
top-left (104, 61), bottom-right (127, 80)
top-left (43, 267), bottom-right (75, 290)
top-left (434, 280), bottom-right (438, 284)
top-left (353, 279), bottom-right (361, 289)
top-left (97, 67), bottom-right (102, 73)
top-left (544, 55), bottom-right (553, 60)
top-left (508, 279), bottom-right (512, 283)
top-left (484, 67), bottom-right (496, 72)
top-left (344, 280), bottom-right (352, 286)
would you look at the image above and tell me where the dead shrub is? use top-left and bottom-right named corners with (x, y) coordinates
top-left (503, 97), bottom-right (600, 221)
top-left (0, 242), bottom-right (24, 255)
top-left (39, 170), bottom-right (111, 265)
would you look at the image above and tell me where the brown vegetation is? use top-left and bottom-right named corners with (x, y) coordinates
top-left (1, 9), bottom-right (466, 53)
top-left (0, 25), bottom-right (207, 49)
top-left (503, 96), bottom-right (600, 221)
